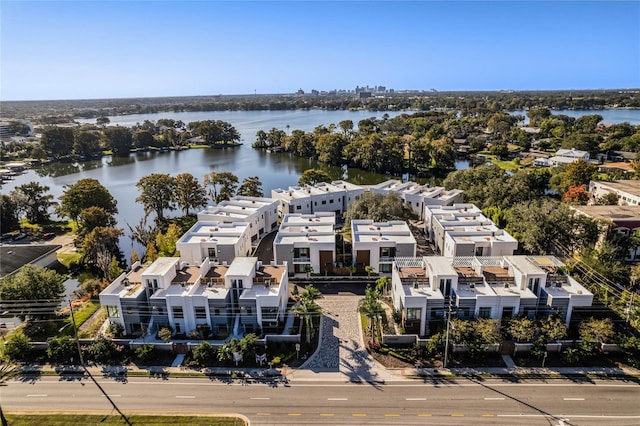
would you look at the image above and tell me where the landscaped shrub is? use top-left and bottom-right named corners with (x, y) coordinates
top-left (47, 335), bottom-right (77, 364)
top-left (192, 342), bottom-right (216, 367)
top-left (105, 322), bottom-right (124, 338)
top-left (85, 336), bottom-right (117, 364)
top-left (157, 327), bottom-right (172, 341)
top-left (135, 343), bottom-right (156, 364)
top-left (2, 332), bottom-right (32, 362)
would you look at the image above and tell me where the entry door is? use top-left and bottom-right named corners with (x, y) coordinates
top-left (319, 250), bottom-right (333, 274)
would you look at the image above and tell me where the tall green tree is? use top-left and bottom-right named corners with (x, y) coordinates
top-left (293, 299), bottom-right (322, 344)
top-left (78, 206), bottom-right (117, 237)
top-left (73, 130), bottom-right (101, 158)
top-left (174, 173), bottom-right (207, 214)
top-left (0, 265), bottom-right (66, 320)
top-left (237, 176), bottom-right (264, 197)
top-left (203, 171), bottom-right (238, 204)
top-left (0, 194), bottom-right (19, 233)
top-left (81, 227), bottom-right (124, 278)
top-left (344, 192), bottom-right (417, 225)
top-left (41, 126), bottom-right (74, 159)
top-left (506, 199), bottom-right (599, 254)
top-left (11, 182), bottom-right (55, 223)
top-left (315, 133), bottom-right (347, 166)
top-left (298, 168), bottom-right (331, 186)
top-left (136, 174), bottom-right (176, 222)
top-left (103, 126), bottom-right (133, 157)
top-left (59, 178), bottom-right (118, 223)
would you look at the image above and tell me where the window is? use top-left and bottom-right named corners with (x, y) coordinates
top-left (380, 247), bottom-right (395, 258)
top-left (296, 205), bottom-right (301, 210)
top-left (380, 263), bottom-right (392, 273)
top-left (321, 200), bottom-right (326, 205)
top-left (478, 307), bottom-right (491, 318)
top-left (172, 306), bottom-right (184, 319)
top-left (106, 305), bottom-right (119, 318)
top-left (475, 246), bottom-right (484, 256)
top-left (457, 308), bottom-right (471, 319)
top-left (329, 199), bottom-right (334, 204)
top-left (431, 308), bottom-right (444, 319)
top-left (214, 308), bottom-right (221, 316)
top-left (294, 247), bottom-right (310, 258)
top-left (126, 306), bottom-right (133, 315)
top-left (262, 307), bottom-right (278, 321)
top-left (439, 278), bottom-right (452, 296)
top-left (195, 307), bottom-right (206, 319)
top-left (208, 247), bottom-right (216, 258)
top-left (406, 308), bottom-right (421, 320)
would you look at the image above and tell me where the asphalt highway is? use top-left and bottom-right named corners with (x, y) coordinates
top-left (3, 375), bottom-right (640, 425)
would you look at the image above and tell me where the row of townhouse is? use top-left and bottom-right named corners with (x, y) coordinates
top-left (197, 196), bottom-right (280, 242)
top-left (271, 213), bottom-right (418, 277)
top-left (392, 255), bottom-right (593, 336)
top-left (100, 256), bottom-right (289, 337)
top-left (425, 204), bottom-right (518, 257)
top-left (271, 179), bottom-right (463, 220)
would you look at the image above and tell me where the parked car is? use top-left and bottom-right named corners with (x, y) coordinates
top-left (13, 233), bottom-right (27, 241)
top-left (1, 233), bottom-right (13, 241)
top-left (43, 232), bottom-right (55, 240)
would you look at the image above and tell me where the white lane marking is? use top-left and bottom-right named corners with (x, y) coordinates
top-left (328, 397), bottom-right (348, 401)
top-left (563, 398), bottom-right (585, 401)
top-left (250, 397), bottom-right (270, 400)
top-left (406, 398), bottom-right (426, 401)
top-left (27, 394), bottom-right (48, 397)
top-left (175, 395), bottom-right (196, 399)
top-left (484, 397), bottom-right (505, 400)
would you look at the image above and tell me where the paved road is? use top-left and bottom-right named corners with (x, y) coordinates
top-left (4, 375), bottom-right (640, 425)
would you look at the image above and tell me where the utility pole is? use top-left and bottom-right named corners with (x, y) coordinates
top-left (68, 300), bottom-right (132, 426)
top-left (443, 298), bottom-right (452, 368)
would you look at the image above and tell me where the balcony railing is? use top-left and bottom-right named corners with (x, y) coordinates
top-left (293, 257), bottom-right (311, 263)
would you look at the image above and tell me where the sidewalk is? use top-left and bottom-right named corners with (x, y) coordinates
top-left (20, 362), bottom-right (640, 383)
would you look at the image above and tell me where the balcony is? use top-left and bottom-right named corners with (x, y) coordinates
top-left (293, 257), bottom-right (311, 263)
top-left (200, 277), bottom-right (225, 287)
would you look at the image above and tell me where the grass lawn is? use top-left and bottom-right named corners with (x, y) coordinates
top-left (4, 414), bottom-right (246, 426)
top-left (57, 252), bottom-right (82, 268)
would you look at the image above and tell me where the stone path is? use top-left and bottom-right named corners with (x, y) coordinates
top-left (303, 295), bottom-right (387, 383)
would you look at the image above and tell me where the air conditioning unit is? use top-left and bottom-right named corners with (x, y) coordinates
top-left (414, 282), bottom-right (419, 289)
top-left (469, 283), bottom-right (475, 289)
top-left (545, 281), bottom-right (551, 287)
top-left (555, 282), bottom-right (562, 287)
top-left (504, 283), bottom-right (509, 288)
top-left (123, 279), bottom-right (130, 287)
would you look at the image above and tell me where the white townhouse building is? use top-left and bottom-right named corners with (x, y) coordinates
top-left (197, 196), bottom-right (280, 242)
top-left (368, 179), bottom-right (463, 219)
top-left (271, 181), bottom-right (364, 218)
top-left (101, 256), bottom-right (289, 338)
top-left (589, 180), bottom-right (640, 207)
top-left (273, 212), bottom-right (336, 275)
top-left (443, 225), bottom-right (518, 257)
top-left (391, 255), bottom-right (593, 336)
top-left (351, 219), bottom-right (416, 274)
top-left (175, 221), bottom-right (252, 266)
top-left (425, 204), bottom-right (493, 252)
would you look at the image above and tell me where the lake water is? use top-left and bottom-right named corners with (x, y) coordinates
top-left (510, 109), bottom-right (640, 125)
top-left (4, 108), bottom-right (638, 261)
top-left (5, 110), bottom-right (416, 260)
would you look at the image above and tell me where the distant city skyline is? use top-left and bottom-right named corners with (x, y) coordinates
top-left (1, 1), bottom-right (639, 101)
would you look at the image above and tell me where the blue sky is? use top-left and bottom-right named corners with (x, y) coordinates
top-left (1, 1), bottom-right (639, 100)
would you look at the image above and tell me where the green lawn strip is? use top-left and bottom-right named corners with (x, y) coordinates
top-left (65, 302), bottom-right (100, 329)
top-left (57, 252), bottom-right (82, 268)
top-left (4, 414), bottom-right (245, 426)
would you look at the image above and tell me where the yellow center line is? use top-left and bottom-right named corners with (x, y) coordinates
top-left (482, 413), bottom-right (496, 417)
top-left (288, 413), bottom-right (301, 416)
top-left (320, 413), bottom-right (334, 417)
top-left (352, 413), bottom-right (367, 417)
top-left (418, 413), bottom-right (432, 417)
top-left (385, 414), bottom-right (400, 417)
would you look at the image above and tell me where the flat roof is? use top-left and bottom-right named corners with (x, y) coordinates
top-left (227, 257), bottom-right (258, 276)
top-left (425, 257), bottom-right (458, 276)
top-left (275, 234), bottom-right (335, 244)
top-left (144, 257), bottom-right (179, 276)
top-left (0, 244), bottom-right (62, 277)
top-left (572, 205), bottom-right (640, 221)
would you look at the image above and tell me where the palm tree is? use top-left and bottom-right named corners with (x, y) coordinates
top-left (0, 363), bottom-right (21, 426)
top-left (358, 287), bottom-right (384, 344)
top-left (300, 285), bottom-right (323, 304)
top-left (293, 300), bottom-right (322, 344)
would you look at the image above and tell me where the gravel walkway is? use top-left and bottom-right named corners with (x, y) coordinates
top-left (303, 295), bottom-right (385, 383)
